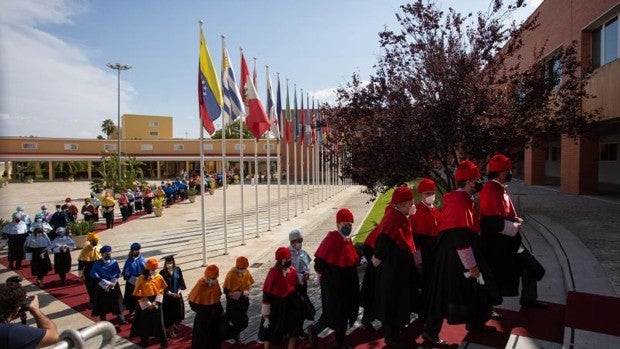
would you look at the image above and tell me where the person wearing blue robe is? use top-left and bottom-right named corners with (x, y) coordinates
top-left (174, 180), bottom-right (188, 200)
top-left (89, 245), bottom-right (126, 324)
top-left (122, 243), bottom-right (145, 317)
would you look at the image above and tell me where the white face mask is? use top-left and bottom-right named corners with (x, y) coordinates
top-left (292, 242), bottom-right (302, 250)
top-left (424, 194), bottom-right (436, 206)
top-left (408, 204), bottom-right (417, 216)
top-left (206, 278), bottom-right (216, 286)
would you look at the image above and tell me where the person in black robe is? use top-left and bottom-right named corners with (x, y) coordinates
top-left (259, 247), bottom-right (303, 349)
top-left (371, 186), bottom-right (421, 348)
top-left (422, 160), bottom-right (501, 347)
top-left (359, 223), bottom-right (381, 331)
top-left (23, 228), bottom-right (53, 288)
top-left (89, 245), bottom-right (126, 324)
top-left (479, 154), bottom-right (548, 309)
top-left (188, 264), bottom-right (225, 349)
top-left (50, 227), bottom-right (76, 285)
top-left (159, 255), bottom-right (186, 337)
top-left (308, 208), bottom-right (360, 349)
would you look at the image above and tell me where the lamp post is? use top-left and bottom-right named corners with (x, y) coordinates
top-left (106, 63), bottom-right (131, 183)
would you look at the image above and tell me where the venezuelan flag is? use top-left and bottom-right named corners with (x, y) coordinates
top-left (198, 27), bottom-right (222, 135)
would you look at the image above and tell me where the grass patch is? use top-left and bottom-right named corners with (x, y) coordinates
top-left (353, 179), bottom-right (446, 244)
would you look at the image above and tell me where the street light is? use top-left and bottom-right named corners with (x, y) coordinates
top-left (106, 62), bottom-right (131, 183)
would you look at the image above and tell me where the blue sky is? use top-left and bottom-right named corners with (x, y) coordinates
top-left (0, 0), bottom-right (541, 139)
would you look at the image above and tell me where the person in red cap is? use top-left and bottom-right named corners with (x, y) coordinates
top-left (223, 256), bottom-right (255, 345)
top-left (370, 186), bottom-right (421, 348)
top-left (480, 154), bottom-right (548, 310)
top-left (188, 264), bottom-right (225, 349)
top-left (132, 257), bottom-right (168, 348)
top-left (61, 197), bottom-right (78, 223)
top-left (259, 247), bottom-right (302, 349)
top-left (421, 160), bottom-right (500, 346)
top-left (308, 208), bottom-right (360, 349)
top-left (409, 178), bottom-right (442, 320)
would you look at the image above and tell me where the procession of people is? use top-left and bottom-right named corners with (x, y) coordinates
top-left (0, 154), bottom-right (551, 348)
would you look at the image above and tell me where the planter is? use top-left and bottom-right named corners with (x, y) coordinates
top-left (188, 195), bottom-right (196, 203)
top-left (208, 188), bottom-right (214, 195)
top-left (68, 177), bottom-right (75, 182)
top-left (153, 207), bottom-right (164, 217)
top-left (27, 178), bottom-right (34, 184)
top-left (73, 235), bottom-right (88, 249)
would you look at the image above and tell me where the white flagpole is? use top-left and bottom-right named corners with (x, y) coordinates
top-left (199, 21), bottom-right (208, 266)
top-left (286, 142), bottom-right (290, 220)
top-left (300, 88), bottom-right (305, 214)
top-left (220, 36), bottom-right (229, 255)
top-left (254, 139), bottom-right (259, 237)
top-left (277, 139), bottom-right (281, 225)
top-left (293, 85), bottom-right (298, 217)
top-left (239, 48), bottom-right (246, 246)
top-left (265, 65), bottom-right (272, 231)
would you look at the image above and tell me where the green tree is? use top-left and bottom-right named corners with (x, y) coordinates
top-left (325, 0), bottom-right (598, 196)
top-left (100, 119), bottom-right (117, 140)
top-left (211, 119), bottom-right (255, 139)
top-left (90, 153), bottom-right (145, 193)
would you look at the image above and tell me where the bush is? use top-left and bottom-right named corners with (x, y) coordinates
top-left (67, 220), bottom-right (97, 236)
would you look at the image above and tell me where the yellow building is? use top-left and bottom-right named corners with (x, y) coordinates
top-left (122, 114), bottom-right (173, 140)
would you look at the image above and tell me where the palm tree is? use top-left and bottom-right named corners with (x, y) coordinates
top-left (101, 119), bottom-right (117, 140)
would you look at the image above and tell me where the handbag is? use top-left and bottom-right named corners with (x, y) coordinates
top-left (516, 247), bottom-right (545, 281)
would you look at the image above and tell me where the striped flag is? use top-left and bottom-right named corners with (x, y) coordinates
top-left (285, 80), bottom-right (292, 144)
top-left (266, 67), bottom-right (280, 140)
top-left (299, 90), bottom-right (305, 145)
top-left (221, 41), bottom-right (245, 127)
top-left (293, 86), bottom-right (299, 142)
top-left (198, 27), bottom-right (222, 135)
top-left (276, 75), bottom-right (283, 141)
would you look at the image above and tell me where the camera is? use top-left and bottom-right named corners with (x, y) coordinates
top-left (18, 295), bottom-right (34, 324)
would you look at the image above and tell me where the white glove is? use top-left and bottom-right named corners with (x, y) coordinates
top-left (500, 220), bottom-right (520, 237)
top-left (243, 290), bottom-right (250, 297)
top-left (231, 291), bottom-right (241, 300)
top-left (464, 272), bottom-right (485, 285)
top-left (371, 256), bottom-right (382, 267)
top-left (262, 317), bottom-right (270, 328)
top-left (359, 256), bottom-right (368, 265)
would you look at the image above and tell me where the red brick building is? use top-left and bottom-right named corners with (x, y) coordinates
top-left (519, 0), bottom-right (619, 194)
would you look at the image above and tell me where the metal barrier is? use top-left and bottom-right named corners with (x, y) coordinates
top-left (49, 321), bottom-right (117, 349)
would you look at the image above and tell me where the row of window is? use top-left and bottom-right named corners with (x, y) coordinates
top-left (21, 143), bottom-right (204, 152)
top-left (546, 143), bottom-right (618, 161)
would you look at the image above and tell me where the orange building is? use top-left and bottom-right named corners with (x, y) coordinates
top-left (122, 114), bottom-right (173, 140)
top-left (518, 0), bottom-right (620, 194)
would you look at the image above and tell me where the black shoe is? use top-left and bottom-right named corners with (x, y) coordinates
top-left (520, 299), bottom-right (549, 309)
top-left (490, 310), bottom-right (504, 320)
top-left (466, 324), bottom-right (496, 333)
top-left (421, 332), bottom-right (447, 347)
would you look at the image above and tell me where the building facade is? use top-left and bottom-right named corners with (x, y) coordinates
top-left (520, 0), bottom-right (620, 194)
top-left (122, 114), bottom-right (173, 140)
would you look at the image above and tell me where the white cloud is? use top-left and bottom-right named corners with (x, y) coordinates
top-left (0, 0), bottom-right (134, 138)
top-left (310, 87), bottom-right (338, 106)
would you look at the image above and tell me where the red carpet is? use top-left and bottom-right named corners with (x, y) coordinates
top-left (565, 291), bottom-right (620, 337)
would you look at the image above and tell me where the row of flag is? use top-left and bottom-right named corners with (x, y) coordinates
top-left (197, 24), bottom-right (326, 146)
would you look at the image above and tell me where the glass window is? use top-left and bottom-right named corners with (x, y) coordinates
top-left (149, 131), bottom-right (158, 136)
top-left (64, 143), bottom-right (78, 150)
top-left (148, 121), bottom-right (159, 127)
top-left (600, 143), bottom-right (618, 161)
top-left (593, 27), bottom-right (602, 69)
top-left (173, 144), bottom-right (184, 151)
top-left (21, 143), bottom-right (38, 149)
top-left (604, 17), bottom-right (618, 65)
top-left (141, 144), bottom-right (153, 151)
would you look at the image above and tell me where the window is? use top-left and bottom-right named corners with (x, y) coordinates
top-left (543, 55), bottom-right (562, 89)
top-left (104, 144), bottom-right (116, 151)
top-left (141, 144), bottom-right (153, 151)
top-left (64, 143), bottom-right (78, 150)
top-left (234, 144), bottom-right (246, 151)
top-left (600, 143), bottom-right (618, 161)
top-left (592, 16), bottom-right (619, 69)
top-left (173, 144), bottom-right (185, 151)
top-left (21, 143), bottom-right (38, 149)
top-left (148, 121), bottom-right (159, 127)
top-left (202, 144), bottom-right (213, 151)
top-left (548, 146), bottom-right (561, 161)
top-left (149, 131), bottom-right (159, 136)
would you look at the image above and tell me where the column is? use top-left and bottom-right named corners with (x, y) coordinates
top-left (524, 145), bottom-right (546, 185)
top-left (560, 133), bottom-right (599, 195)
top-left (48, 161), bottom-right (54, 181)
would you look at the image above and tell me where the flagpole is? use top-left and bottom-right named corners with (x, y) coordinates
top-left (198, 20), bottom-right (208, 266)
top-left (239, 48), bottom-right (246, 246)
top-left (285, 78), bottom-right (291, 221)
top-left (300, 88), bottom-right (305, 214)
top-left (276, 72), bottom-right (282, 226)
top-left (293, 84), bottom-right (298, 217)
top-left (265, 65), bottom-right (272, 231)
top-left (219, 36), bottom-right (229, 255)
top-left (254, 139), bottom-right (259, 237)
top-left (306, 92), bottom-right (311, 209)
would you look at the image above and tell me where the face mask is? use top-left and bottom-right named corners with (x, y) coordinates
top-left (282, 260), bottom-right (292, 269)
top-left (149, 271), bottom-right (155, 277)
top-left (424, 194), bottom-right (436, 206)
top-left (474, 180), bottom-right (483, 193)
top-left (340, 225), bottom-right (352, 236)
top-left (505, 171), bottom-right (513, 182)
top-left (408, 204), bottom-right (417, 216)
top-left (207, 278), bottom-right (216, 286)
top-left (35, 218), bottom-right (42, 222)
top-left (292, 242), bottom-right (302, 250)
top-left (57, 209), bottom-right (61, 212)
top-left (166, 263), bottom-right (174, 269)
top-left (237, 268), bottom-right (246, 275)
top-left (91, 241), bottom-right (98, 246)
top-left (103, 255), bottom-right (111, 261)
top-left (132, 251), bottom-right (140, 257)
